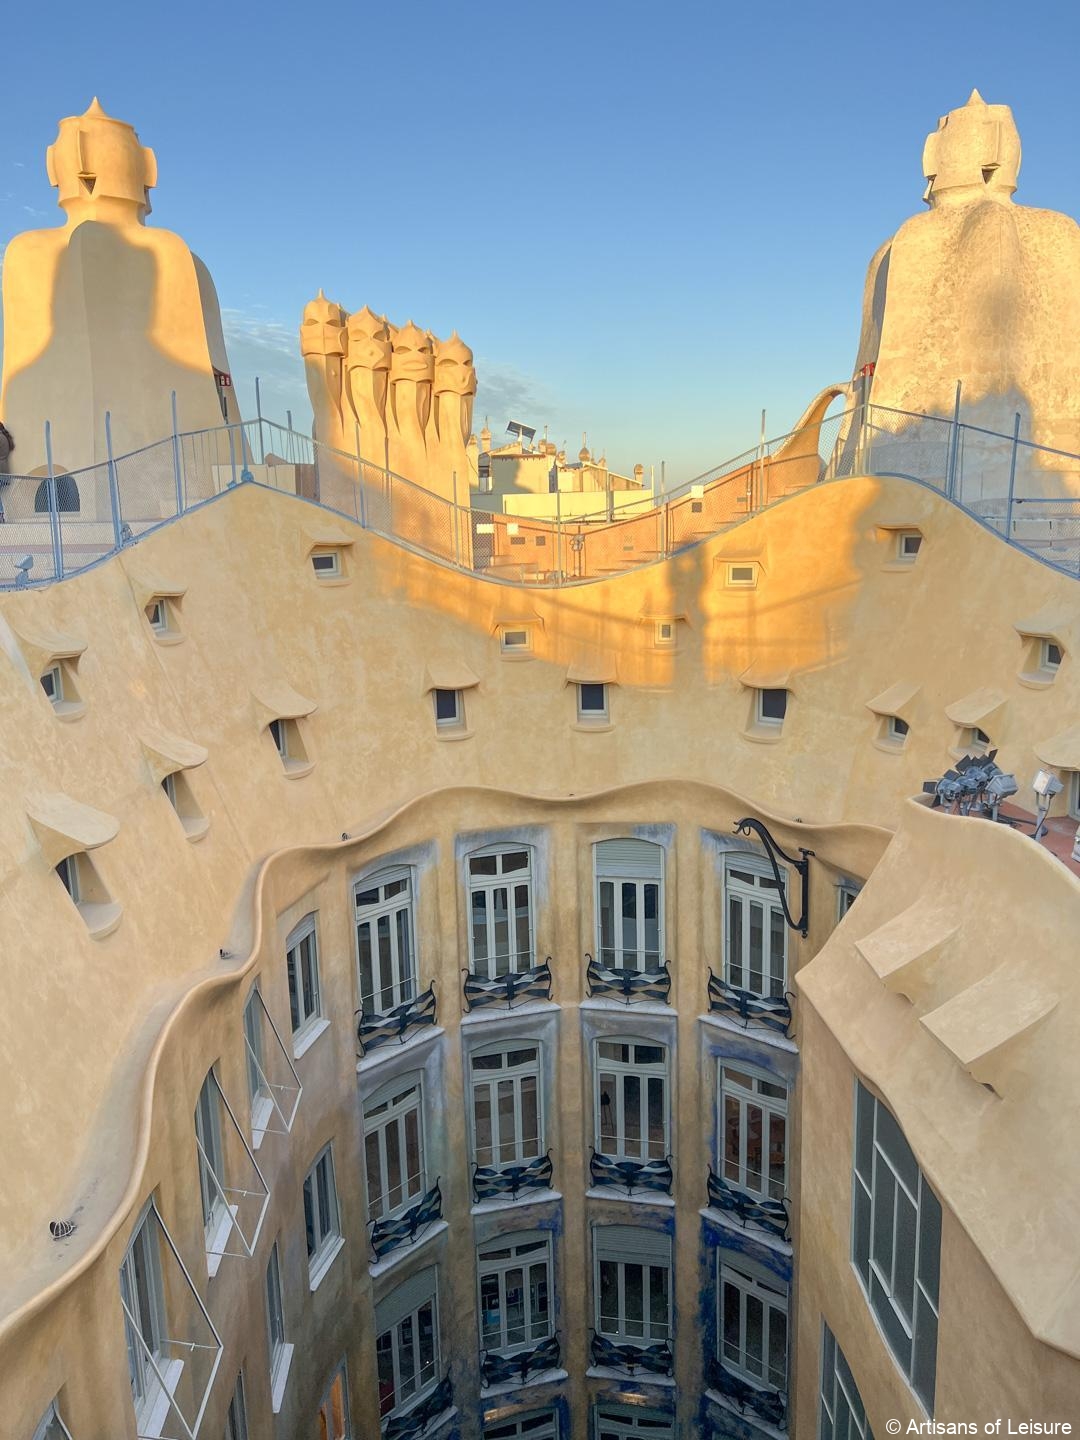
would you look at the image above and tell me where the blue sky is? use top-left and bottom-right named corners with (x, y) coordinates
top-left (2, 0), bottom-right (1079, 481)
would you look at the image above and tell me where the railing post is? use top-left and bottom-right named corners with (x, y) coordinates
top-left (44, 421), bottom-right (64, 580)
top-left (758, 409), bottom-right (766, 511)
top-left (1006, 411), bottom-right (1021, 540)
top-left (354, 422), bottom-right (367, 529)
top-left (227, 425), bottom-right (239, 488)
top-left (104, 410), bottom-right (123, 547)
top-left (555, 485), bottom-right (563, 582)
top-left (452, 470), bottom-right (461, 566)
top-left (255, 375), bottom-right (266, 465)
top-left (170, 391), bottom-right (184, 514)
top-left (946, 379), bottom-right (962, 500)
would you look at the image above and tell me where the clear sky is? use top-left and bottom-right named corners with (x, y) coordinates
top-left (3, 0), bottom-right (1079, 481)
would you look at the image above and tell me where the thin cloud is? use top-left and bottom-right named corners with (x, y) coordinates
top-left (474, 358), bottom-right (555, 432)
top-left (221, 308), bottom-right (297, 358)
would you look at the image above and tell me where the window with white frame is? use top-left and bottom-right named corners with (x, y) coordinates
top-left (500, 626), bottom-right (533, 654)
top-left (470, 1042), bottom-right (543, 1170)
top-left (478, 1230), bottom-right (553, 1354)
top-left (355, 869), bottom-right (416, 1015)
top-left (896, 530), bottom-right (922, 561)
top-left (56, 853), bottom-right (80, 902)
top-left (119, 1205), bottom-right (167, 1416)
top-left (593, 1225), bottom-right (672, 1345)
top-left (594, 1404), bottom-right (673, 1440)
top-left (265, 1242), bottom-right (287, 1386)
top-left (577, 682), bottom-right (608, 722)
top-left (961, 725), bottom-right (991, 754)
top-left (837, 881), bottom-right (862, 921)
top-left (317, 1361), bottom-right (351, 1440)
top-left (194, 1070), bottom-right (227, 1249)
top-left (41, 663), bottom-right (65, 704)
top-left (595, 1039), bottom-right (669, 1162)
top-left (224, 1373), bottom-right (249, 1440)
top-left (243, 988), bottom-right (268, 1120)
top-left (724, 858), bottom-right (787, 999)
top-left (486, 1408), bottom-right (560, 1440)
top-left (31, 1401), bottom-right (74, 1440)
top-left (820, 1322), bottom-right (875, 1440)
top-left (887, 715), bottom-right (909, 743)
top-left (1041, 638), bottom-right (1063, 671)
top-left (433, 688), bottom-right (463, 728)
top-left (303, 1145), bottom-right (342, 1280)
top-left (286, 914), bottom-right (321, 1040)
top-left (468, 847), bottom-right (534, 978)
top-left (755, 688), bottom-right (788, 726)
top-left (653, 619), bottom-right (677, 647)
top-left (852, 1081), bottom-right (940, 1413)
top-left (718, 1257), bottom-right (788, 1392)
top-left (363, 1075), bottom-right (426, 1221)
top-left (726, 562), bottom-right (758, 589)
top-left (375, 1268), bottom-right (441, 1419)
top-left (719, 1064), bottom-right (787, 1202)
top-left (311, 548), bottom-right (342, 578)
top-left (595, 839), bottom-right (664, 972)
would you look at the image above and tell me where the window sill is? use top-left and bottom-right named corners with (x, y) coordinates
top-left (580, 996), bottom-right (676, 1017)
top-left (1017, 671), bottom-right (1056, 690)
top-left (52, 700), bottom-right (87, 723)
top-left (136, 1356), bottom-right (184, 1438)
top-left (482, 1366), bottom-right (567, 1397)
top-left (700, 1206), bottom-right (793, 1259)
top-left (205, 1203), bottom-right (238, 1278)
top-left (699, 1012), bottom-right (798, 1054)
top-left (471, 1188), bottom-right (562, 1216)
top-left (586, 1186), bottom-right (675, 1208)
top-left (586, 1364), bottom-right (675, 1387)
top-left (705, 1388), bottom-right (787, 1439)
top-left (357, 1024), bottom-right (444, 1076)
top-left (461, 999), bottom-right (560, 1027)
top-left (149, 628), bottom-right (185, 647)
top-left (741, 724), bottom-right (785, 745)
top-left (270, 1342), bottom-right (295, 1414)
top-left (881, 559), bottom-right (919, 573)
top-left (871, 737), bottom-right (907, 756)
top-left (369, 1218), bottom-right (448, 1279)
top-left (181, 815), bottom-right (210, 842)
top-left (434, 727), bottom-right (474, 743)
top-left (281, 758), bottom-right (316, 780)
top-left (251, 1094), bottom-right (275, 1150)
top-left (292, 1016), bottom-right (330, 1060)
top-left (312, 574), bottom-right (352, 588)
top-left (573, 720), bottom-right (613, 733)
top-left (79, 900), bottom-right (123, 941)
top-left (309, 1234), bottom-right (345, 1291)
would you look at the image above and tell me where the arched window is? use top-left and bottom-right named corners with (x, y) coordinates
top-left (467, 845), bottom-right (534, 978)
top-left (355, 867), bottom-right (416, 1015)
top-left (469, 1041), bottom-right (543, 1170)
top-left (33, 473), bottom-right (80, 512)
top-left (362, 1072), bottom-right (426, 1221)
top-left (477, 1229), bottom-right (553, 1354)
top-left (594, 1037), bottom-right (669, 1161)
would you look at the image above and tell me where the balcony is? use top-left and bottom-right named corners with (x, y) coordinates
top-left (706, 1355), bottom-right (787, 1430)
top-left (706, 1169), bottom-right (790, 1241)
top-left (369, 1180), bottom-right (443, 1261)
top-left (384, 1374), bottom-right (454, 1440)
top-left (480, 1332), bottom-right (561, 1389)
top-left (357, 983), bottom-right (438, 1056)
top-left (463, 958), bottom-right (553, 1013)
top-left (590, 1331), bottom-right (673, 1377)
top-left (586, 953), bottom-right (671, 1006)
top-left (472, 1152), bottom-right (555, 1205)
top-left (706, 971), bottom-right (792, 1037)
top-left (590, 1150), bottom-right (674, 1198)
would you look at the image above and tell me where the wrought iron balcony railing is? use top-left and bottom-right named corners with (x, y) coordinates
top-left (463, 958), bottom-right (553, 1013)
top-left (369, 1180), bottom-right (443, 1261)
top-left (590, 1150), bottom-right (674, 1197)
top-left (357, 983), bottom-right (438, 1056)
top-left (480, 1332), bottom-right (561, 1388)
top-left (705, 1355), bottom-right (787, 1430)
top-left (590, 1331), bottom-right (674, 1377)
top-left (585, 953), bottom-right (671, 1006)
top-left (383, 1374), bottom-right (454, 1440)
top-left (706, 970), bottom-right (792, 1037)
top-left (472, 1152), bottom-right (554, 1205)
top-left (706, 1169), bottom-right (790, 1241)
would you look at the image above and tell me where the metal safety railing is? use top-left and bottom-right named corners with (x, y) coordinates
top-left (3, 389), bottom-right (1079, 590)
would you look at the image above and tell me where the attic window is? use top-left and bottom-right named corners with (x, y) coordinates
top-left (756, 688), bottom-right (788, 726)
top-left (311, 549), bottom-right (342, 579)
top-left (433, 688), bottom-right (464, 730)
top-left (896, 531), bottom-right (922, 562)
top-left (147, 599), bottom-right (167, 632)
top-left (961, 725), bottom-right (991, 755)
top-left (55, 850), bottom-right (121, 938)
top-left (162, 771), bottom-right (209, 842)
top-left (877, 714), bottom-right (909, 751)
top-left (40, 656), bottom-right (85, 720)
top-left (500, 626), bottom-right (533, 654)
top-left (654, 620), bottom-right (676, 647)
top-left (726, 563), bottom-right (758, 588)
top-left (577, 682), bottom-right (609, 723)
top-left (269, 717), bottom-right (313, 777)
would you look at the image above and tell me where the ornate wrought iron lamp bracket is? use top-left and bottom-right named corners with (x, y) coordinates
top-left (732, 818), bottom-right (814, 937)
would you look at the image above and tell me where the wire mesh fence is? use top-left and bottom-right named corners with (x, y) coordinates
top-left (2, 401), bottom-right (1080, 588)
